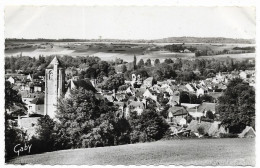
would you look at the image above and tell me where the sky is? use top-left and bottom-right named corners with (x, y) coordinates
top-left (4, 6), bottom-right (256, 40)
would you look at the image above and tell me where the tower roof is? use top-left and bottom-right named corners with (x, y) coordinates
top-left (46, 56), bottom-right (63, 69)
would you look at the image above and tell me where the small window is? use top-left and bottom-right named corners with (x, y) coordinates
top-left (49, 70), bottom-right (53, 80)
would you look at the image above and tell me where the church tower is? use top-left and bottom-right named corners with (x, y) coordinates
top-left (44, 56), bottom-right (65, 118)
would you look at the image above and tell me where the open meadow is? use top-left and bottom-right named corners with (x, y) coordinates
top-left (8, 138), bottom-right (255, 166)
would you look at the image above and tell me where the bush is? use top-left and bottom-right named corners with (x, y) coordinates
top-left (219, 133), bottom-right (238, 138)
top-left (117, 133), bottom-right (130, 145)
top-left (130, 130), bottom-right (141, 143)
top-left (29, 115), bottom-right (57, 154)
top-left (139, 132), bottom-right (148, 142)
top-left (197, 126), bottom-right (205, 135)
top-left (5, 125), bottom-right (28, 160)
top-left (81, 132), bottom-right (104, 148)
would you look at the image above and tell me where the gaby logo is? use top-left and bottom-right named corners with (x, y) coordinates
top-left (14, 144), bottom-right (32, 156)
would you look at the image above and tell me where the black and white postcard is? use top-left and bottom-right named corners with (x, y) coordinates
top-left (1, 0), bottom-right (257, 166)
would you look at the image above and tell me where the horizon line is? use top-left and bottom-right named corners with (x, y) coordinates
top-left (5, 36), bottom-right (255, 41)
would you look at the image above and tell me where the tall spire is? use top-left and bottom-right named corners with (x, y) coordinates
top-left (46, 56), bottom-right (62, 69)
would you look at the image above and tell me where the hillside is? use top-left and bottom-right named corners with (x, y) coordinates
top-left (8, 138), bottom-right (255, 165)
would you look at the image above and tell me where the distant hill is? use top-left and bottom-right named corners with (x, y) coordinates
top-left (5, 37), bottom-right (255, 44)
top-left (153, 37), bottom-right (255, 44)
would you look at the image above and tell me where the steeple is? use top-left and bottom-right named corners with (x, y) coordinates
top-left (46, 56), bottom-right (63, 69)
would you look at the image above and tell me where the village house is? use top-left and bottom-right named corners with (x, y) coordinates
top-left (151, 84), bottom-right (162, 93)
top-left (27, 97), bottom-right (45, 116)
top-left (126, 100), bottom-right (146, 116)
top-left (167, 91), bottom-right (180, 106)
top-left (239, 70), bottom-right (255, 81)
top-left (143, 88), bottom-right (157, 102)
top-left (65, 79), bottom-right (96, 99)
top-left (125, 73), bottom-right (143, 88)
top-left (142, 77), bottom-right (154, 88)
top-left (27, 74), bottom-right (33, 82)
top-left (21, 92), bottom-right (40, 105)
top-left (7, 76), bottom-right (18, 84)
top-left (34, 84), bottom-right (43, 92)
top-left (185, 83), bottom-right (196, 92)
top-left (188, 102), bottom-right (216, 120)
top-left (113, 101), bottom-right (126, 117)
top-left (167, 106), bottom-right (188, 126)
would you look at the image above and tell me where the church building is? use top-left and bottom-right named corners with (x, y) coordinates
top-left (44, 56), bottom-right (65, 118)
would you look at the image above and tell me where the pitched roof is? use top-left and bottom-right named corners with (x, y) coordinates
top-left (238, 126), bottom-right (255, 138)
top-left (67, 79), bottom-right (96, 92)
top-left (143, 77), bottom-right (153, 83)
top-left (168, 106), bottom-right (188, 116)
top-left (46, 56), bottom-right (63, 69)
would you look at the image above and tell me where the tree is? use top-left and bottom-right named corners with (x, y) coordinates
top-left (137, 59), bottom-right (144, 68)
top-left (10, 56), bottom-right (16, 73)
top-left (102, 74), bottom-right (125, 91)
top-left (128, 109), bottom-right (169, 142)
top-left (218, 78), bottom-right (255, 133)
top-left (5, 123), bottom-right (27, 160)
top-left (5, 81), bottom-right (28, 160)
top-left (199, 94), bottom-right (215, 103)
top-left (133, 55), bottom-right (137, 70)
top-left (154, 59), bottom-right (160, 66)
top-left (122, 64), bottom-right (127, 73)
top-left (206, 110), bottom-right (214, 120)
top-left (153, 70), bottom-right (164, 82)
top-left (164, 58), bottom-right (173, 64)
top-left (57, 88), bottom-right (120, 148)
top-left (5, 81), bottom-right (26, 114)
top-left (177, 71), bottom-right (198, 82)
top-left (156, 63), bottom-right (177, 79)
top-left (145, 59), bottom-right (152, 67)
top-left (180, 91), bottom-right (190, 104)
top-left (139, 109), bottom-right (169, 141)
top-left (30, 115), bottom-right (57, 153)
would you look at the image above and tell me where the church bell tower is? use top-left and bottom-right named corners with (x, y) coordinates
top-left (44, 56), bottom-right (65, 118)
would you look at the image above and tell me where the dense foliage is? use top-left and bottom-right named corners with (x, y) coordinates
top-left (218, 78), bottom-right (255, 133)
top-left (180, 91), bottom-right (215, 104)
top-left (128, 110), bottom-right (169, 143)
top-left (5, 81), bottom-right (28, 160)
top-left (101, 74), bottom-right (125, 91)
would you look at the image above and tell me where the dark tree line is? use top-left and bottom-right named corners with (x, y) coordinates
top-left (217, 78), bottom-right (255, 133)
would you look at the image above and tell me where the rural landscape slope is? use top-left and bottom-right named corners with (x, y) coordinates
top-left (8, 138), bottom-right (255, 166)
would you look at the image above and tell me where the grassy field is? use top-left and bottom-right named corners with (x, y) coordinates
top-left (8, 138), bottom-right (255, 165)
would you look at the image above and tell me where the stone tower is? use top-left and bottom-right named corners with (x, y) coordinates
top-left (44, 56), bottom-right (65, 118)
